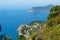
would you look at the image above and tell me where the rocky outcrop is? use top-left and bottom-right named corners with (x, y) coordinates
top-left (17, 22), bottom-right (42, 38)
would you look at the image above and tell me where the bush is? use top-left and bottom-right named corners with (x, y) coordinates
top-left (17, 35), bottom-right (26, 40)
top-left (48, 6), bottom-right (60, 20)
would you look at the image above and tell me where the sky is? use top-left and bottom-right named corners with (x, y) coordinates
top-left (0, 0), bottom-right (60, 10)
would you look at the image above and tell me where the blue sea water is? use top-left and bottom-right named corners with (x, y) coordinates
top-left (0, 10), bottom-right (49, 40)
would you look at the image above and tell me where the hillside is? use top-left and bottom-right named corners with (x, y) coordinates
top-left (28, 6), bottom-right (60, 40)
top-left (31, 24), bottom-right (60, 40)
top-left (28, 5), bottom-right (53, 12)
top-left (17, 21), bottom-right (44, 40)
top-left (17, 6), bottom-right (60, 40)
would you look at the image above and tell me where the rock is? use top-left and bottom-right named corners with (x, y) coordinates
top-left (17, 22), bottom-right (42, 38)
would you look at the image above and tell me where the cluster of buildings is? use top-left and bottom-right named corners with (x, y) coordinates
top-left (17, 22), bottom-right (42, 38)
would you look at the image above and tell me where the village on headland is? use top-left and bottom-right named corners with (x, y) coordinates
top-left (0, 5), bottom-right (60, 40)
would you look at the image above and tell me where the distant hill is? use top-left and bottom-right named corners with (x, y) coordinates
top-left (29, 21), bottom-right (46, 26)
top-left (28, 5), bottom-right (53, 12)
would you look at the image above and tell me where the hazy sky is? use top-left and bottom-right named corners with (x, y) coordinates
top-left (0, 0), bottom-right (60, 9)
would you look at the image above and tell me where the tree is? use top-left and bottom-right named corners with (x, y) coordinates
top-left (48, 6), bottom-right (60, 20)
top-left (47, 6), bottom-right (60, 26)
top-left (4, 35), bottom-right (12, 40)
top-left (17, 35), bottom-right (26, 40)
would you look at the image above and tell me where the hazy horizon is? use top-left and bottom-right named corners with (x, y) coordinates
top-left (0, 0), bottom-right (60, 10)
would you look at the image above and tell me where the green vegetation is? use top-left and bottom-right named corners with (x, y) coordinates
top-left (30, 30), bottom-right (39, 40)
top-left (0, 34), bottom-right (12, 40)
top-left (1, 5), bottom-right (60, 40)
top-left (4, 35), bottom-right (12, 40)
top-left (47, 6), bottom-right (60, 26)
top-left (28, 5), bottom-right (52, 12)
top-left (43, 24), bottom-right (60, 40)
top-left (47, 15), bottom-right (60, 26)
top-left (37, 24), bottom-right (60, 40)
top-left (28, 6), bottom-right (60, 40)
top-left (17, 21), bottom-right (42, 40)
top-left (17, 35), bottom-right (26, 40)
top-left (29, 21), bottom-right (46, 26)
top-left (48, 6), bottom-right (60, 20)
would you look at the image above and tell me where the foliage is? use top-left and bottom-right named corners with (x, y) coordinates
top-left (5, 35), bottom-right (12, 40)
top-left (48, 6), bottom-right (60, 20)
top-left (33, 6), bottom-right (60, 40)
top-left (17, 6), bottom-right (60, 40)
top-left (30, 30), bottom-right (39, 40)
top-left (42, 24), bottom-right (60, 40)
top-left (17, 35), bottom-right (26, 40)
top-left (29, 21), bottom-right (45, 26)
top-left (34, 24), bottom-right (60, 40)
top-left (0, 34), bottom-right (12, 40)
top-left (47, 6), bottom-right (60, 26)
top-left (36, 6), bottom-right (60, 40)
top-left (47, 15), bottom-right (60, 26)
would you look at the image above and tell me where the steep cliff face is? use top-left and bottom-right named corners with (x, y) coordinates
top-left (17, 21), bottom-right (42, 38)
top-left (17, 24), bottom-right (27, 35)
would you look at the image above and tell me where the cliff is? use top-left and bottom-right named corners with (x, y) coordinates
top-left (17, 21), bottom-right (43, 38)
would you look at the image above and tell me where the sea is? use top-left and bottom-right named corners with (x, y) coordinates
top-left (0, 10), bottom-right (49, 40)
